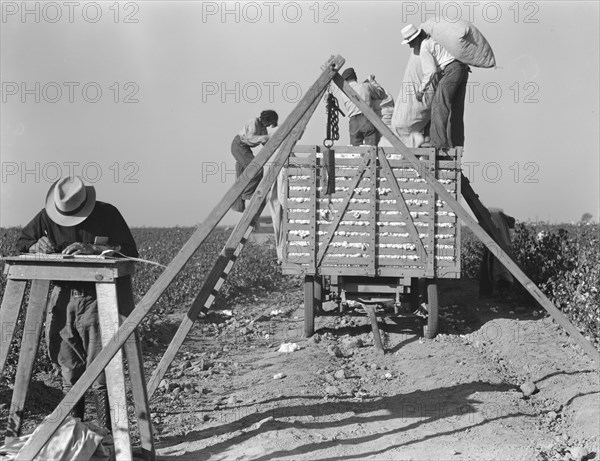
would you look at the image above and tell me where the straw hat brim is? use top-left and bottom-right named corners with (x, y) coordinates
top-left (401, 28), bottom-right (421, 45)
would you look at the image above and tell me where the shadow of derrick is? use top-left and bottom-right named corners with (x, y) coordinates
top-left (157, 380), bottom-right (518, 460)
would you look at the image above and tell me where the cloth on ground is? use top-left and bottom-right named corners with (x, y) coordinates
top-left (0, 416), bottom-right (112, 461)
top-left (268, 161), bottom-right (288, 261)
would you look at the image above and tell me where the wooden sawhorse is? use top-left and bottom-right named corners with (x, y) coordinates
top-left (0, 256), bottom-right (155, 460)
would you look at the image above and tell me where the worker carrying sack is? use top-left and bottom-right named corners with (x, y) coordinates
top-left (420, 18), bottom-right (496, 68)
top-left (391, 51), bottom-right (437, 147)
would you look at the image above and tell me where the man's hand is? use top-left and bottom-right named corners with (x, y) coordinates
top-left (29, 236), bottom-right (56, 254)
top-left (415, 91), bottom-right (424, 103)
top-left (61, 242), bottom-right (104, 255)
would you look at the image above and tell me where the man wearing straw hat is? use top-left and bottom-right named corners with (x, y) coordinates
top-left (16, 176), bottom-right (138, 430)
top-left (401, 24), bottom-right (470, 149)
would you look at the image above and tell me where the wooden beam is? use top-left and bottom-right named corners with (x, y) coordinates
top-left (0, 280), bottom-right (26, 375)
top-left (147, 94), bottom-right (323, 398)
top-left (19, 55), bottom-right (345, 459)
top-left (316, 153), bottom-right (371, 267)
top-left (377, 150), bottom-right (427, 261)
top-left (6, 280), bottom-right (49, 438)
top-left (364, 305), bottom-right (385, 355)
top-left (96, 283), bottom-right (133, 459)
top-left (333, 73), bottom-right (600, 366)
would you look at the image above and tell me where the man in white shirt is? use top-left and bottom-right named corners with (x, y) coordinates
top-left (231, 110), bottom-right (278, 212)
top-left (341, 67), bottom-right (388, 146)
top-left (401, 24), bottom-right (469, 149)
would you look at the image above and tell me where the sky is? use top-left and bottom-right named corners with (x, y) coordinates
top-left (1, 0), bottom-right (599, 227)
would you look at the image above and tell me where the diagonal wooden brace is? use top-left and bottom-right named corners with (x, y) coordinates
top-left (146, 92), bottom-right (324, 398)
top-left (377, 149), bottom-right (427, 262)
top-left (333, 73), bottom-right (600, 367)
top-left (316, 152), bottom-right (371, 267)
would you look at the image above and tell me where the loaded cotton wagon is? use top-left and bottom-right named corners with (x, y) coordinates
top-left (279, 144), bottom-right (462, 338)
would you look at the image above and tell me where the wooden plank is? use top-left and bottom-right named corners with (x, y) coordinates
top-left (288, 166), bottom-right (360, 177)
top-left (378, 146), bottom-right (436, 158)
top-left (5, 280), bottom-right (50, 438)
top-left (5, 265), bottom-right (124, 283)
top-left (147, 91), bottom-right (323, 399)
top-left (455, 160), bottom-right (463, 273)
top-left (288, 234), bottom-right (425, 245)
top-left (314, 266), bottom-right (428, 277)
top-left (290, 253), bottom-right (455, 266)
top-left (377, 150), bottom-right (427, 261)
top-left (20, 56), bottom-right (346, 459)
top-left (369, 148), bottom-right (377, 276)
top-left (0, 279), bottom-right (26, 374)
top-left (319, 266), bottom-right (372, 276)
top-left (288, 156), bottom-right (458, 170)
top-left (285, 222), bottom-right (457, 235)
top-left (117, 276), bottom-right (155, 461)
top-left (293, 145), bottom-right (375, 154)
top-left (426, 152), bottom-right (436, 277)
top-left (316, 153), bottom-right (372, 267)
top-left (95, 283), bottom-right (133, 461)
top-left (286, 210), bottom-right (455, 223)
top-left (282, 156), bottom-right (291, 267)
top-left (308, 147), bottom-right (318, 274)
top-left (334, 72), bottom-right (600, 366)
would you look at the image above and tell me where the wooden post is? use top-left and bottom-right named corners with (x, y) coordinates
top-left (333, 73), bottom-right (600, 366)
top-left (147, 90), bottom-right (324, 398)
top-left (364, 305), bottom-right (385, 355)
top-left (18, 56), bottom-right (346, 459)
top-left (0, 280), bottom-right (27, 375)
top-left (5, 280), bottom-right (49, 438)
top-left (96, 283), bottom-right (133, 460)
top-left (117, 276), bottom-right (155, 460)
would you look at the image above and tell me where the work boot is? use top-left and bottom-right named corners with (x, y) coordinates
top-left (94, 389), bottom-right (112, 431)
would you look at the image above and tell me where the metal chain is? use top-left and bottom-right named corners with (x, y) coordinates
top-left (325, 91), bottom-right (344, 147)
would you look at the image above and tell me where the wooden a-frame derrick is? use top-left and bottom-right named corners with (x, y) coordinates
top-left (18, 55), bottom-right (344, 460)
top-left (22, 54), bottom-right (599, 459)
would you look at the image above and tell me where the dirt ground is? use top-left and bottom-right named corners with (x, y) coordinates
top-left (147, 278), bottom-right (599, 461)
top-left (1, 278), bottom-right (598, 461)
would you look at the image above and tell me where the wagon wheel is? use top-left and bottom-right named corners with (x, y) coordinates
top-left (423, 281), bottom-right (439, 339)
top-left (304, 275), bottom-right (323, 337)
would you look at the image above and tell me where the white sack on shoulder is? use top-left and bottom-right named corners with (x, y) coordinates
top-left (420, 18), bottom-right (496, 68)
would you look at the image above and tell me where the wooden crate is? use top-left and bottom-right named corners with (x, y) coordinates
top-left (281, 145), bottom-right (462, 279)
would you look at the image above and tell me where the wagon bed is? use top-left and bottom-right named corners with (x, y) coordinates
top-left (281, 145), bottom-right (462, 279)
